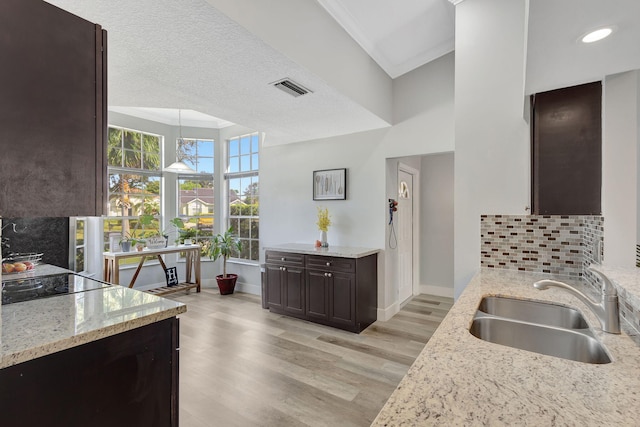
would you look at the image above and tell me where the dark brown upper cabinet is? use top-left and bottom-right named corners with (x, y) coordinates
top-left (531, 81), bottom-right (602, 215)
top-left (0, 0), bottom-right (107, 217)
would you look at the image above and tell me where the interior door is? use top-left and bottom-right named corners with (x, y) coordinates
top-left (397, 168), bottom-right (414, 303)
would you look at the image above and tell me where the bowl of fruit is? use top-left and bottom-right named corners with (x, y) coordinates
top-left (2, 253), bottom-right (43, 274)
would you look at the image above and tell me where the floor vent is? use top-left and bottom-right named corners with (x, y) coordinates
top-left (271, 78), bottom-right (312, 97)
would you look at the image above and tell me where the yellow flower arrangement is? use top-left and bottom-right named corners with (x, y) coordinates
top-left (316, 207), bottom-right (332, 232)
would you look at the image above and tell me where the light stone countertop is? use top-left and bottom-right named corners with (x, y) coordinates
top-left (1, 284), bottom-right (186, 369)
top-left (596, 265), bottom-right (640, 318)
top-left (372, 268), bottom-right (640, 426)
top-left (264, 243), bottom-right (379, 258)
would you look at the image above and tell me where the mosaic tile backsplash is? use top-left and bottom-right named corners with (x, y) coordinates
top-left (480, 215), bottom-right (604, 286)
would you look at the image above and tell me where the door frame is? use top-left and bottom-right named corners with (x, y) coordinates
top-left (397, 163), bottom-right (420, 303)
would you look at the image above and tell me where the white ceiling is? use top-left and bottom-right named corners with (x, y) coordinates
top-left (317, 0), bottom-right (455, 79)
top-left (44, 0), bottom-right (640, 142)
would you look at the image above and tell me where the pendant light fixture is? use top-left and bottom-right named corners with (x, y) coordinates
top-left (163, 109), bottom-right (196, 174)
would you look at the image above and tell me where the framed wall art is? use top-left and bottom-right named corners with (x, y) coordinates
top-left (313, 168), bottom-right (346, 200)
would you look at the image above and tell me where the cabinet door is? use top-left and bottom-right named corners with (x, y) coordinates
top-left (265, 264), bottom-right (284, 310)
top-left (0, 318), bottom-right (178, 427)
top-left (306, 270), bottom-right (329, 321)
top-left (329, 272), bottom-right (356, 328)
top-left (531, 81), bottom-right (601, 215)
top-left (283, 266), bottom-right (305, 316)
top-left (0, 0), bottom-right (107, 216)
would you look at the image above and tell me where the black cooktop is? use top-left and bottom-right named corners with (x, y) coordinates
top-left (1, 272), bottom-right (111, 305)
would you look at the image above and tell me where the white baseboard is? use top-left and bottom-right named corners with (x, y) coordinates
top-left (420, 284), bottom-right (454, 298)
top-left (236, 281), bottom-right (261, 295)
top-left (201, 278), bottom-right (261, 296)
top-left (377, 301), bottom-right (400, 322)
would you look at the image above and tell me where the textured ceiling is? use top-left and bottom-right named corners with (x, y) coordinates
top-left (43, 0), bottom-right (640, 143)
top-left (45, 0), bottom-right (389, 144)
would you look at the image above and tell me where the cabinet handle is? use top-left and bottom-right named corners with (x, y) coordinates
top-left (281, 257), bottom-right (286, 261)
top-left (326, 273), bottom-right (332, 278)
top-left (282, 267), bottom-right (287, 272)
top-left (326, 262), bottom-right (331, 266)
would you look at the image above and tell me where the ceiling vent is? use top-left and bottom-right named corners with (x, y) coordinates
top-left (271, 78), bottom-right (312, 97)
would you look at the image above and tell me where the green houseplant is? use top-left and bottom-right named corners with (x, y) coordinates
top-left (208, 227), bottom-right (242, 295)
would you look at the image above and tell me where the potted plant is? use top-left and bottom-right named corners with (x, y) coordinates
top-left (208, 227), bottom-right (242, 295)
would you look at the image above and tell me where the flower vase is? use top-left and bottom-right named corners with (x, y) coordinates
top-left (319, 230), bottom-right (328, 247)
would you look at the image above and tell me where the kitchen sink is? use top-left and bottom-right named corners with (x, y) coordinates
top-left (470, 296), bottom-right (611, 364)
top-left (470, 317), bottom-right (611, 364)
top-left (477, 296), bottom-right (589, 329)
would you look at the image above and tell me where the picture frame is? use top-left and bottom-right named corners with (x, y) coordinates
top-left (313, 168), bottom-right (346, 200)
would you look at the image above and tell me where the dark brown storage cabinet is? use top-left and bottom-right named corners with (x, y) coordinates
top-left (265, 250), bottom-right (377, 333)
top-left (0, 318), bottom-right (179, 427)
top-left (0, 0), bottom-right (107, 217)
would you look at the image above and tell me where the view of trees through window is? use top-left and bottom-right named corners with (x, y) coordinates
top-left (105, 126), bottom-right (162, 254)
top-left (177, 138), bottom-right (215, 253)
top-left (102, 124), bottom-right (259, 266)
top-left (227, 133), bottom-right (259, 261)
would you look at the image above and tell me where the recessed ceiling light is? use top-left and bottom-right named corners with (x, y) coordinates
top-left (581, 27), bottom-right (613, 43)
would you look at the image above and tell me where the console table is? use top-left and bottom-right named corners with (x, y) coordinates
top-left (103, 245), bottom-right (201, 296)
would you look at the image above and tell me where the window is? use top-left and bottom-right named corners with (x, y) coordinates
top-left (226, 133), bottom-right (259, 261)
top-left (176, 138), bottom-right (215, 249)
top-left (105, 126), bottom-right (162, 252)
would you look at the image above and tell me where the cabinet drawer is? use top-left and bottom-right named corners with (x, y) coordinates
top-left (265, 251), bottom-right (305, 267)
top-left (307, 256), bottom-right (355, 273)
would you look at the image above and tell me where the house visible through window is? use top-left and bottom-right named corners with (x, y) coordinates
top-left (176, 138), bottom-right (215, 250)
top-left (226, 132), bottom-right (259, 261)
top-left (105, 126), bottom-right (162, 256)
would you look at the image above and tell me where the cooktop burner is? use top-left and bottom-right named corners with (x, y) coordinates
top-left (1, 272), bottom-right (111, 305)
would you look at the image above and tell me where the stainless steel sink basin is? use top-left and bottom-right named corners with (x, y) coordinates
top-left (470, 317), bottom-right (611, 364)
top-left (477, 296), bottom-right (589, 329)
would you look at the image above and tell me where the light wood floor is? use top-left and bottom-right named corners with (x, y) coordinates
top-left (168, 288), bottom-right (453, 427)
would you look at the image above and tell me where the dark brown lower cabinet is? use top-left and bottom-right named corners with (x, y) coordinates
top-left (265, 250), bottom-right (377, 333)
top-left (0, 317), bottom-right (179, 427)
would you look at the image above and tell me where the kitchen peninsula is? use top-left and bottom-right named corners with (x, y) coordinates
top-left (372, 268), bottom-right (640, 426)
top-left (0, 266), bottom-right (185, 427)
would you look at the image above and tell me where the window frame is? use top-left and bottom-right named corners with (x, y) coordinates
top-left (104, 125), bottom-right (164, 259)
top-left (225, 132), bottom-right (260, 262)
top-left (175, 137), bottom-right (216, 251)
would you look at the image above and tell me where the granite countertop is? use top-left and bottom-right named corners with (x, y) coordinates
top-left (1, 278), bottom-right (186, 369)
top-left (264, 243), bottom-right (379, 258)
top-left (372, 268), bottom-right (640, 426)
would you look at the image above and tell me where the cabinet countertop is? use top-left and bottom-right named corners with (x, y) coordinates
top-left (1, 275), bottom-right (186, 369)
top-left (372, 268), bottom-right (640, 426)
top-left (264, 243), bottom-right (379, 259)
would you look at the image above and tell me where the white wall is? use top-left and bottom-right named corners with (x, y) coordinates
top-left (420, 153), bottom-right (454, 297)
top-left (453, 0), bottom-right (531, 298)
top-left (603, 71), bottom-right (639, 266)
top-left (207, 0), bottom-right (393, 124)
top-left (260, 52), bottom-right (455, 316)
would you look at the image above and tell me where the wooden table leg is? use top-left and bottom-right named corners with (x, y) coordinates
top-left (128, 256), bottom-right (147, 288)
top-left (157, 254), bottom-right (167, 270)
top-left (113, 259), bottom-right (120, 286)
top-left (184, 250), bottom-right (192, 284)
top-left (194, 250), bottom-right (201, 292)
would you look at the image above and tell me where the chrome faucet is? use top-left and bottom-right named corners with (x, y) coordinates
top-left (533, 266), bottom-right (620, 334)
